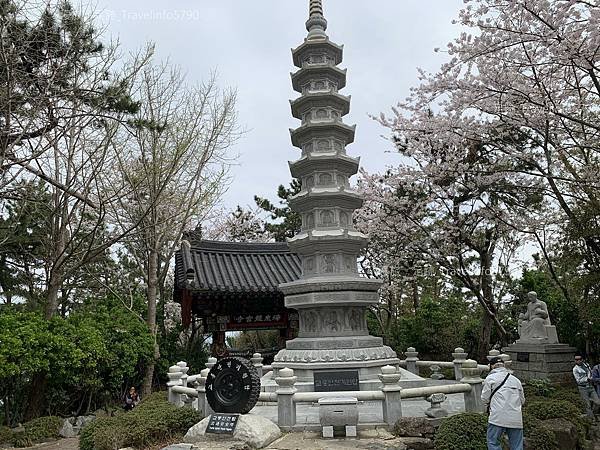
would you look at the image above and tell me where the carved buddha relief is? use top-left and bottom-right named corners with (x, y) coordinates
top-left (333, 141), bottom-right (343, 152)
top-left (321, 254), bottom-right (337, 273)
top-left (320, 210), bottom-right (334, 226)
top-left (343, 255), bottom-right (357, 273)
top-left (313, 80), bottom-right (326, 91)
top-left (324, 310), bottom-right (340, 332)
top-left (315, 108), bottom-right (328, 120)
top-left (318, 172), bottom-right (333, 185)
top-left (305, 175), bottom-right (315, 188)
top-left (306, 212), bottom-right (315, 229)
top-left (302, 142), bottom-right (313, 155)
top-left (339, 211), bottom-right (349, 227)
top-left (317, 139), bottom-right (330, 152)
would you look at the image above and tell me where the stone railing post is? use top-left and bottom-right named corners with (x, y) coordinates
top-left (452, 347), bottom-right (468, 381)
top-left (178, 361), bottom-right (189, 387)
top-left (379, 365), bottom-right (402, 427)
top-left (487, 349), bottom-right (500, 362)
top-left (405, 347), bottom-right (419, 375)
top-left (251, 352), bottom-right (264, 378)
top-left (196, 368), bottom-right (212, 417)
top-left (461, 359), bottom-right (484, 413)
top-left (167, 364), bottom-right (184, 406)
top-left (275, 367), bottom-right (297, 429)
top-left (206, 357), bottom-right (217, 371)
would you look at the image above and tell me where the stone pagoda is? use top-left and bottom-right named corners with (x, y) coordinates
top-left (272, 0), bottom-right (400, 385)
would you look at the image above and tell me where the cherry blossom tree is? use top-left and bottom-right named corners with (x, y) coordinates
top-left (361, 0), bottom-right (600, 355)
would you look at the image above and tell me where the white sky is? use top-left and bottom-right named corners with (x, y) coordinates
top-left (94, 0), bottom-right (465, 211)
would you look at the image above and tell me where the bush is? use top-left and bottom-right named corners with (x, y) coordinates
top-left (523, 415), bottom-right (558, 450)
top-left (79, 392), bottom-right (201, 450)
top-left (550, 388), bottom-right (587, 414)
top-left (434, 413), bottom-right (488, 450)
top-left (524, 399), bottom-right (587, 442)
top-left (0, 426), bottom-right (13, 444)
top-left (5, 416), bottom-right (63, 448)
top-left (524, 379), bottom-right (556, 397)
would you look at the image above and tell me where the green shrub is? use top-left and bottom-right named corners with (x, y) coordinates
top-left (523, 415), bottom-right (558, 450)
top-left (0, 426), bottom-right (12, 444)
top-left (524, 379), bottom-right (556, 397)
top-left (434, 413), bottom-right (488, 450)
top-left (8, 416), bottom-right (64, 447)
top-left (550, 388), bottom-right (587, 414)
top-left (524, 399), bottom-right (587, 442)
top-left (79, 393), bottom-right (201, 450)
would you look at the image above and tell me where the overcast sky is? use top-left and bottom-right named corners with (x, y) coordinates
top-left (94, 0), bottom-right (465, 211)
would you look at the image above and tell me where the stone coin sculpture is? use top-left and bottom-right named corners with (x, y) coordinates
top-left (205, 357), bottom-right (260, 414)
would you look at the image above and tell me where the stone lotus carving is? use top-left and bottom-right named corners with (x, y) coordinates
top-left (274, 346), bottom-right (397, 363)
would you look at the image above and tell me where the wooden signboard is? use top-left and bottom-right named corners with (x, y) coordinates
top-left (314, 369), bottom-right (360, 392)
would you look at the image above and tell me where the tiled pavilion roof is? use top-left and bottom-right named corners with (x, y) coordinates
top-left (175, 239), bottom-right (302, 295)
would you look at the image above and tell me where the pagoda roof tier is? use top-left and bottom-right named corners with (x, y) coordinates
top-left (288, 188), bottom-right (363, 212)
top-left (287, 230), bottom-right (368, 255)
top-left (292, 38), bottom-right (344, 68)
top-left (290, 92), bottom-right (351, 119)
top-left (289, 153), bottom-right (359, 178)
top-left (291, 65), bottom-right (347, 92)
top-left (290, 121), bottom-right (356, 148)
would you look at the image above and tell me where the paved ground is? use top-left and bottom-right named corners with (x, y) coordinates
top-left (5, 438), bottom-right (79, 450)
top-left (188, 429), bottom-right (413, 450)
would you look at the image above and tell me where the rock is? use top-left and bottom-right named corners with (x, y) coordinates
top-left (541, 418), bottom-right (578, 450)
top-left (75, 415), bottom-right (95, 428)
top-left (394, 436), bottom-right (434, 450)
top-left (59, 419), bottom-right (78, 438)
top-left (184, 414), bottom-right (281, 449)
top-left (160, 445), bottom-right (195, 450)
top-left (393, 417), bottom-right (436, 438)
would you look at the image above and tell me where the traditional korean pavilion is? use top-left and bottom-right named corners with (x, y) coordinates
top-left (174, 238), bottom-right (301, 357)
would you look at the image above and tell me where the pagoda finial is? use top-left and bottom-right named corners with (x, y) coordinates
top-left (306, 0), bottom-right (327, 40)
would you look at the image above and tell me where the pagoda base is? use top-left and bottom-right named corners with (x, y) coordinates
top-left (271, 342), bottom-right (400, 383)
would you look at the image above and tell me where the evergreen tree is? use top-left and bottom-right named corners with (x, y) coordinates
top-left (254, 180), bottom-right (301, 242)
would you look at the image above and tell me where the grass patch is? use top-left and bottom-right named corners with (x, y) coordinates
top-left (434, 412), bottom-right (488, 450)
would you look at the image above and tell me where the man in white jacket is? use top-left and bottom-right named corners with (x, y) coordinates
top-left (481, 357), bottom-right (525, 450)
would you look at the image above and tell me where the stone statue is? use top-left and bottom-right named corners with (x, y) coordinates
top-left (517, 291), bottom-right (558, 344)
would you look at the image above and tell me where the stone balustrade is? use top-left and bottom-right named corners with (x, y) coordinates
top-left (167, 349), bottom-right (489, 430)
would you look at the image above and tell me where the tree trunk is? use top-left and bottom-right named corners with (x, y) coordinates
top-left (142, 247), bottom-right (159, 397)
top-left (23, 373), bottom-right (47, 421)
top-left (44, 271), bottom-right (61, 320)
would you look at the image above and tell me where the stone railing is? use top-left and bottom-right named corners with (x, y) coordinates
top-left (400, 347), bottom-right (511, 380)
top-left (167, 356), bottom-right (486, 431)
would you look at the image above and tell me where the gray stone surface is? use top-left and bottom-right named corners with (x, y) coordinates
top-left (503, 342), bottom-right (576, 382)
top-left (541, 418), bottom-right (578, 450)
top-left (184, 414), bottom-right (281, 449)
top-left (161, 445), bottom-right (195, 450)
top-left (319, 397), bottom-right (358, 427)
top-left (59, 419), bottom-right (78, 438)
top-left (75, 415), bottom-right (95, 428)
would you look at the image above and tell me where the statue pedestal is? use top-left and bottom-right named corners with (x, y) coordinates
top-left (503, 342), bottom-right (576, 383)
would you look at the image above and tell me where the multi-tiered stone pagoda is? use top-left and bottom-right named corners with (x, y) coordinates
top-left (272, 0), bottom-right (400, 385)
